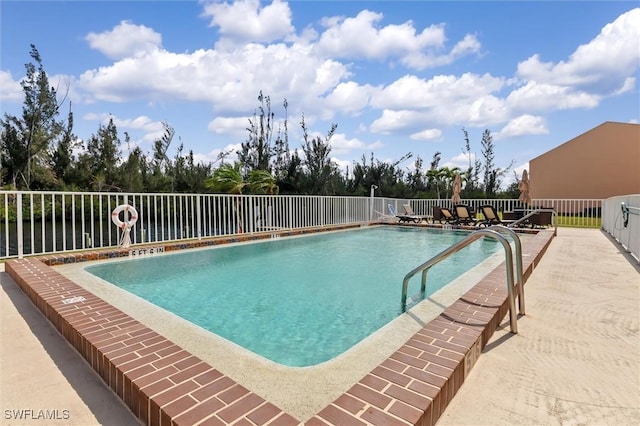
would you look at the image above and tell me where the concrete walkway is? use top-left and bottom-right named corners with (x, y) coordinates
top-left (1, 228), bottom-right (638, 425)
top-left (0, 265), bottom-right (140, 425)
top-left (438, 228), bottom-right (640, 425)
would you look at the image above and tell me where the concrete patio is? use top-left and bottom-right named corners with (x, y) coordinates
top-left (1, 227), bottom-right (638, 425)
top-left (438, 228), bottom-right (639, 425)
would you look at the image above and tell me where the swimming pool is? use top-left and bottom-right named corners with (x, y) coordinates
top-left (86, 226), bottom-right (499, 367)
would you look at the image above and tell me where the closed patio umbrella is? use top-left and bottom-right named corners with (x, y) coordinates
top-left (518, 169), bottom-right (531, 205)
top-left (452, 173), bottom-right (462, 204)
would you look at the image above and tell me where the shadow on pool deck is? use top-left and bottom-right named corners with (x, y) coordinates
top-left (1, 228), bottom-right (637, 425)
top-left (437, 228), bottom-right (640, 425)
top-left (1, 267), bottom-right (141, 426)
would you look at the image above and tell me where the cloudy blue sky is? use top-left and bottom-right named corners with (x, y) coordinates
top-left (1, 1), bottom-right (639, 186)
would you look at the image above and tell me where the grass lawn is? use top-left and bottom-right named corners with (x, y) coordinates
top-left (556, 215), bottom-right (601, 228)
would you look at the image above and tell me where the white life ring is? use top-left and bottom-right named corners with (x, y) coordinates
top-left (111, 204), bottom-right (138, 229)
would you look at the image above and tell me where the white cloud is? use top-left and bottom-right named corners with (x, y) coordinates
top-left (369, 72), bottom-right (509, 134)
top-left (114, 115), bottom-right (166, 142)
top-left (503, 162), bottom-right (529, 187)
top-left (329, 133), bottom-right (367, 155)
top-left (77, 41), bottom-right (351, 113)
top-left (506, 81), bottom-right (600, 112)
top-left (444, 152), bottom-right (473, 170)
top-left (82, 112), bottom-right (165, 143)
top-left (317, 10), bottom-right (443, 58)
top-left (410, 128), bottom-right (442, 141)
top-left (201, 0), bottom-right (294, 46)
top-left (613, 77), bottom-right (636, 96)
top-left (495, 115), bottom-right (548, 140)
top-left (372, 73), bottom-right (505, 110)
top-left (17, 3), bottom-right (634, 173)
top-left (369, 109), bottom-right (423, 134)
top-left (86, 21), bottom-right (162, 60)
top-left (82, 112), bottom-right (103, 121)
top-left (332, 156), bottom-right (352, 175)
top-left (323, 81), bottom-right (376, 118)
top-left (316, 10), bottom-right (479, 70)
top-left (450, 34), bottom-right (481, 57)
top-left (208, 116), bottom-right (249, 135)
top-left (516, 8), bottom-right (640, 94)
top-left (192, 143), bottom-right (242, 166)
top-left (402, 34), bottom-right (481, 69)
top-left (367, 140), bottom-right (384, 150)
top-left (0, 70), bottom-right (22, 102)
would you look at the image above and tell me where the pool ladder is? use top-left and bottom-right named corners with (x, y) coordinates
top-left (401, 226), bottom-right (524, 333)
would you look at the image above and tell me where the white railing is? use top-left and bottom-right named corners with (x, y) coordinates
top-left (1, 191), bottom-right (372, 259)
top-left (384, 198), bottom-right (602, 228)
top-left (1, 190), bottom-right (605, 259)
top-left (602, 194), bottom-right (640, 263)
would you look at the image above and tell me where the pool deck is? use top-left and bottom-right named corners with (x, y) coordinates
top-left (1, 227), bottom-right (638, 425)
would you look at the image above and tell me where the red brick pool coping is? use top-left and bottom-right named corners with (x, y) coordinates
top-left (5, 225), bottom-right (555, 425)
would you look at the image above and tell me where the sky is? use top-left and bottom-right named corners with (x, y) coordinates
top-left (1, 0), bottom-right (639, 188)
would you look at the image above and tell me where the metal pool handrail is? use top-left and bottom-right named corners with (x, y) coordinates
top-left (486, 225), bottom-right (525, 315)
top-left (401, 228), bottom-right (520, 334)
top-left (508, 208), bottom-right (558, 233)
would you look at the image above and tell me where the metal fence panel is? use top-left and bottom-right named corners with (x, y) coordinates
top-left (0, 190), bottom-right (607, 259)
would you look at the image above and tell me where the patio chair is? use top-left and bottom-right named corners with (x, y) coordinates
top-left (387, 203), bottom-right (416, 223)
top-left (479, 205), bottom-right (517, 227)
top-left (453, 204), bottom-right (479, 226)
top-left (401, 204), bottom-right (431, 223)
top-left (432, 206), bottom-right (442, 223)
top-left (375, 204), bottom-right (398, 222)
top-left (530, 210), bottom-right (553, 228)
top-left (439, 207), bottom-right (457, 224)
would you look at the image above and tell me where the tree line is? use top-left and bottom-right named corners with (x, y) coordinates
top-left (1, 45), bottom-right (519, 199)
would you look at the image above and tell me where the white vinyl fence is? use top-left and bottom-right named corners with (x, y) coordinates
top-left (386, 198), bottom-right (602, 227)
top-left (602, 194), bottom-right (640, 263)
top-left (1, 190), bottom-right (605, 259)
top-left (1, 191), bottom-right (373, 259)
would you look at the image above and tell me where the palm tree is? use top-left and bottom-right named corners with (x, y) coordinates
top-left (426, 168), bottom-right (443, 199)
top-left (426, 166), bottom-right (460, 199)
top-left (439, 166), bottom-right (461, 199)
top-left (247, 169), bottom-right (279, 229)
top-left (247, 169), bottom-right (279, 195)
top-left (205, 163), bottom-right (246, 232)
top-left (205, 163), bottom-right (246, 195)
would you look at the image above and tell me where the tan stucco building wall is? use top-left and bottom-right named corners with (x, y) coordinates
top-left (529, 121), bottom-right (640, 199)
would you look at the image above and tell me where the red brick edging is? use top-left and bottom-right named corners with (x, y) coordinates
top-left (5, 227), bottom-right (555, 425)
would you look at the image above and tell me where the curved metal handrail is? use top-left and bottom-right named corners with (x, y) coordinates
top-left (401, 228), bottom-right (520, 333)
top-left (485, 225), bottom-right (524, 315)
top-left (508, 208), bottom-right (557, 233)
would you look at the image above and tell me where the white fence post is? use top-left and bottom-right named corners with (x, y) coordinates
top-left (0, 191), bottom-right (609, 260)
top-left (16, 193), bottom-right (23, 259)
top-left (197, 194), bottom-right (202, 240)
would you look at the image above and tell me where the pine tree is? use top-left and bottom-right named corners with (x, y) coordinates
top-left (0, 44), bottom-right (68, 189)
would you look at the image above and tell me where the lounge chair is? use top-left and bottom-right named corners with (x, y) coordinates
top-left (401, 204), bottom-right (431, 223)
top-left (479, 205), bottom-right (517, 227)
top-left (393, 203), bottom-right (425, 223)
top-left (453, 204), bottom-right (479, 226)
top-left (375, 204), bottom-right (398, 222)
top-left (529, 210), bottom-right (553, 228)
top-left (432, 206), bottom-right (442, 223)
top-left (387, 204), bottom-right (414, 223)
top-left (439, 207), bottom-right (456, 224)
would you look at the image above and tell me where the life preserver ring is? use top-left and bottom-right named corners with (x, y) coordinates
top-left (111, 204), bottom-right (138, 229)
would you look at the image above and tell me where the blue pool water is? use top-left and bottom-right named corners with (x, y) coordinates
top-left (86, 227), bottom-right (499, 367)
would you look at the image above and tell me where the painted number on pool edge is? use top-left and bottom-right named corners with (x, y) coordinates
top-left (129, 247), bottom-right (165, 257)
top-left (61, 296), bottom-right (86, 305)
